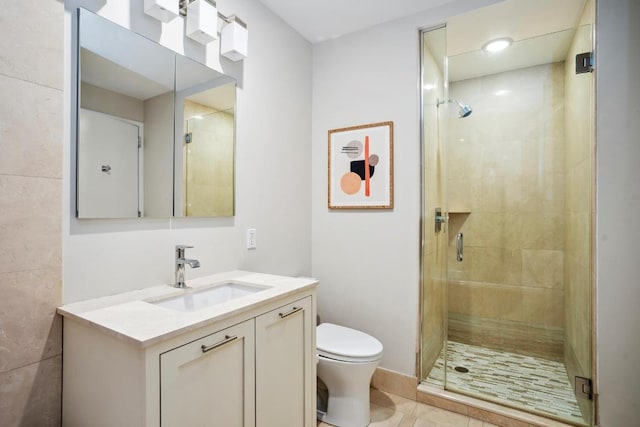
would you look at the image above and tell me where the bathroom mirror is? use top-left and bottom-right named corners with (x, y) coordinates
top-left (76, 8), bottom-right (236, 218)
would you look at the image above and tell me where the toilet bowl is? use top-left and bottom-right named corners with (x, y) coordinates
top-left (316, 323), bottom-right (383, 427)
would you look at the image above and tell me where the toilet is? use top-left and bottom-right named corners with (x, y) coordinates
top-left (316, 323), bottom-right (383, 427)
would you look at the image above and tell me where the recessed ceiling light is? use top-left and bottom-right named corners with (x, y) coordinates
top-left (483, 37), bottom-right (513, 53)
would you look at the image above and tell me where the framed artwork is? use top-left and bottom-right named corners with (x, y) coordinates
top-left (328, 121), bottom-right (393, 209)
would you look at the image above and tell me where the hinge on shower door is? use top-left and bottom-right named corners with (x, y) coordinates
top-left (575, 376), bottom-right (593, 400)
top-left (576, 51), bottom-right (594, 74)
top-left (435, 208), bottom-right (446, 233)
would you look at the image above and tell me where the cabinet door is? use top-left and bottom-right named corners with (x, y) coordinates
top-left (256, 296), bottom-right (314, 427)
top-left (160, 319), bottom-right (255, 427)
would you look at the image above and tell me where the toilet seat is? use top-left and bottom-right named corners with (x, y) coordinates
top-left (317, 323), bottom-right (383, 363)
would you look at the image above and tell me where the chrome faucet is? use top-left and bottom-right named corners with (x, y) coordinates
top-left (174, 245), bottom-right (200, 288)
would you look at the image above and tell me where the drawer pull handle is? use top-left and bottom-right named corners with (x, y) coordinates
top-left (201, 335), bottom-right (237, 353)
top-left (279, 306), bottom-right (303, 319)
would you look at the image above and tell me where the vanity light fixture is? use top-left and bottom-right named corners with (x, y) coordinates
top-left (482, 37), bottom-right (512, 53)
top-left (185, 0), bottom-right (218, 44)
top-left (220, 15), bottom-right (248, 62)
top-left (178, 0), bottom-right (248, 61)
top-left (144, 0), bottom-right (179, 23)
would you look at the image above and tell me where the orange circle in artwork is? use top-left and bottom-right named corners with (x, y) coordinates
top-left (340, 172), bottom-right (362, 195)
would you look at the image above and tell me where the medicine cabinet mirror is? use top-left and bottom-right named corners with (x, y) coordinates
top-left (76, 8), bottom-right (236, 219)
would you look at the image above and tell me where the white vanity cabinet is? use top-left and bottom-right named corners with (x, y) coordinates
top-left (59, 275), bottom-right (317, 427)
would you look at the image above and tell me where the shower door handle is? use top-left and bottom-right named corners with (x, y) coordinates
top-left (456, 233), bottom-right (463, 262)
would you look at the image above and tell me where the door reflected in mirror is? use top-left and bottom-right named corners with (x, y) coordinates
top-left (76, 8), bottom-right (236, 219)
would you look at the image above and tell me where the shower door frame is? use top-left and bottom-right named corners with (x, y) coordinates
top-left (417, 23), bottom-right (449, 385)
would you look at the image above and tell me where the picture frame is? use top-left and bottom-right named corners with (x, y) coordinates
top-left (328, 121), bottom-right (394, 209)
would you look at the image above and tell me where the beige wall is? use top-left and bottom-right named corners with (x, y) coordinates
top-left (447, 63), bottom-right (566, 360)
top-left (80, 82), bottom-right (144, 122)
top-left (143, 91), bottom-right (174, 217)
top-left (0, 1), bottom-right (63, 425)
top-left (596, 1), bottom-right (640, 424)
top-left (421, 28), bottom-right (446, 381)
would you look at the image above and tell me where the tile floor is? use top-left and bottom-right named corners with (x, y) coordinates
top-left (426, 341), bottom-right (584, 425)
top-left (317, 389), bottom-right (499, 427)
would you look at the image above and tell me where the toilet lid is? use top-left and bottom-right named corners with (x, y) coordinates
top-left (317, 323), bottom-right (383, 362)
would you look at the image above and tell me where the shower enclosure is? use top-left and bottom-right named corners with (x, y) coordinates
top-left (183, 107), bottom-right (235, 217)
top-left (419, 1), bottom-right (595, 425)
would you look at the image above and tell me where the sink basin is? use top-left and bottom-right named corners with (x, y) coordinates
top-left (151, 282), bottom-right (270, 312)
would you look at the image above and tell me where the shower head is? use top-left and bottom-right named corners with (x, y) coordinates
top-left (436, 98), bottom-right (473, 118)
top-left (453, 100), bottom-right (473, 118)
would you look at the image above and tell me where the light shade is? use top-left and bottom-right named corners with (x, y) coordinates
top-left (144, 0), bottom-right (179, 23)
top-left (482, 37), bottom-right (513, 53)
top-left (186, 0), bottom-right (218, 44)
top-left (220, 17), bottom-right (248, 62)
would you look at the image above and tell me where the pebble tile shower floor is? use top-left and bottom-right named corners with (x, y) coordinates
top-left (426, 341), bottom-right (585, 425)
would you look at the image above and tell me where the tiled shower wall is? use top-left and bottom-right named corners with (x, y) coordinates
top-left (183, 100), bottom-right (234, 216)
top-left (447, 63), bottom-right (566, 360)
top-left (0, 1), bottom-right (63, 425)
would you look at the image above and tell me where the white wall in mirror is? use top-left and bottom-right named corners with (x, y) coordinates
top-left (63, 0), bottom-right (312, 303)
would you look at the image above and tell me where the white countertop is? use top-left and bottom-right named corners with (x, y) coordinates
top-left (57, 271), bottom-right (318, 348)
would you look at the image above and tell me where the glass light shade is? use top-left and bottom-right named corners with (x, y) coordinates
top-left (144, 0), bottom-right (179, 23)
top-left (482, 37), bottom-right (512, 53)
top-left (186, 0), bottom-right (218, 44)
top-left (221, 20), bottom-right (248, 62)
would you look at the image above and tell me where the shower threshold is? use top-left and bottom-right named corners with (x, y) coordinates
top-left (425, 341), bottom-right (586, 426)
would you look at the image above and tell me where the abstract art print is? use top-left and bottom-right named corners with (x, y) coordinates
top-left (328, 121), bottom-right (393, 209)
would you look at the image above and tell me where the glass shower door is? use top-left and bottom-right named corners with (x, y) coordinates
top-left (441, 22), bottom-right (595, 427)
top-left (421, 2), bottom-right (595, 425)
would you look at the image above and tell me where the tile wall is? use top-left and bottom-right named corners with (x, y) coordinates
top-left (0, 1), bottom-right (64, 426)
top-left (446, 63), bottom-right (566, 360)
top-left (182, 100), bottom-right (234, 216)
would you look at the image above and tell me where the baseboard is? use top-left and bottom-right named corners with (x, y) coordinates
top-left (370, 367), bottom-right (418, 400)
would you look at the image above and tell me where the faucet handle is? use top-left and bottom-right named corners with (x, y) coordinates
top-left (175, 245), bottom-right (194, 258)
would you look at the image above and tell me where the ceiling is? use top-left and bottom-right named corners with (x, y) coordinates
top-left (256, 0), bottom-right (456, 43)
top-left (256, 0), bottom-right (589, 84)
top-left (257, 0), bottom-right (587, 58)
top-left (446, 0), bottom-right (587, 56)
top-left (444, 0), bottom-right (587, 81)
top-left (81, 49), bottom-right (171, 100)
